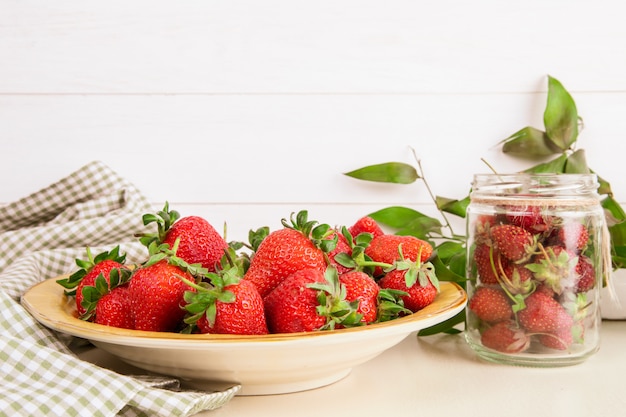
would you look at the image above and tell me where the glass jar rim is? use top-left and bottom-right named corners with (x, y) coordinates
top-left (471, 173), bottom-right (599, 198)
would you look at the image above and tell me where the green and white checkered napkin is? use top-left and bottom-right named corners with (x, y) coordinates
top-left (0, 161), bottom-right (240, 417)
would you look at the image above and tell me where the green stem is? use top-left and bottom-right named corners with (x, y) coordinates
top-left (410, 147), bottom-right (456, 238)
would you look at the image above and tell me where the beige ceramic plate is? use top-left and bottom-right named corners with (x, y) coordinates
top-left (22, 278), bottom-right (467, 396)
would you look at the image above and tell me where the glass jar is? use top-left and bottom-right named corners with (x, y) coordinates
top-left (465, 173), bottom-right (609, 367)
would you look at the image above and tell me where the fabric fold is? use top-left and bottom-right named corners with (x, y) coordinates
top-left (0, 161), bottom-right (239, 417)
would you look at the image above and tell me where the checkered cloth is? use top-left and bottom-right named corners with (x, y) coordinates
top-left (0, 161), bottom-right (239, 417)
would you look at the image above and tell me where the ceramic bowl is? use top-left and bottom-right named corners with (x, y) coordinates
top-left (22, 278), bottom-right (467, 396)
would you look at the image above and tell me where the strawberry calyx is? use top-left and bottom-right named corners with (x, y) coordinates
top-left (281, 210), bottom-right (338, 254)
top-left (525, 244), bottom-right (579, 294)
top-left (181, 266), bottom-right (239, 332)
top-left (394, 245), bottom-right (440, 291)
top-left (306, 266), bottom-right (364, 330)
top-left (376, 288), bottom-right (412, 322)
top-left (136, 201), bottom-right (181, 249)
top-left (57, 245), bottom-right (127, 295)
top-left (332, 226), bottom-right (389, 275)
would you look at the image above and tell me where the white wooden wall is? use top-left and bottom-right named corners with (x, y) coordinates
top-left (2, 1), bottom-right (625, 241)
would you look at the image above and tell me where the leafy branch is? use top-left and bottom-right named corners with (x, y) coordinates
top-left (343, 75), bottom-right (626, 334)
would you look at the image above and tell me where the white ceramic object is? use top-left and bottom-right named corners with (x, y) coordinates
top-left (601, 268), bottom-right (626, 320)
top-left (22, 278), bottom-right (467, 396)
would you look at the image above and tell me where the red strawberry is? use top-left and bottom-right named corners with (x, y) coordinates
top-left (473, 214), bottom-right (499, 245)
top-left (94, 285), bottom-right (134, 329)
top-left (57, 246), bottom-right (128, 319)
top-left (575, 255), bottom-right (596, 293)
top-left (326, 228), bottom-right (353, 275)
top-left (193, 278), bottom-right (268, 335)
top-left (473, 244), bottom-right (501, 285)
top-left (378, 257), bottom-right (439, 312)
top-left (481, 321), bottom-right (531, 353)
top-left (501, 262), bottom-right (534, 295)
top-left (264, 267), bottom-right (363, 333)
top-left (468, 286), bottom-right (512, 323)
top-left (557, 222), bottom-right (589, 253)
top-left (339, 270), bottom-right (379, 324)
top-left (348, 216), bottom-right (385, 240)
top-left (140, 204), bottom-right (228, 273)
top-left (243, 211), bottom-right (331, 298)
top-left (163, 216), bottom-right (229, 273)
top-left (129, 260), bottom-right (195, 332)
top-left (75, 259), bottom-right (128, 318)
top-left (365, 234), bottom-right (433, 277)
top-left (505, 205), bottom-right (551, 233)
top-left (518, 291), bottom-right (573, 333)
top-left (538, 326), bottom-right (574, 350)
top-left (263, 268), bottom-right (328, 333)
top-left (490, 224), bottom-right (537, 263)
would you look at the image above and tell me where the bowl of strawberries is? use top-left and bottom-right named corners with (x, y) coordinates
top-left (22, 207), bottom-right (467, 395)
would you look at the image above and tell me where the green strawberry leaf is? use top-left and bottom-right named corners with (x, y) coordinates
top-left (343, 162), bottom-right (419, 184)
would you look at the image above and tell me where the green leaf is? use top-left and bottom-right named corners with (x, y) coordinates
top-left (594, 173), bottom-right (613, 196)
top-left (523, 153), bottom-right (568, 174)
top-left (603, 195), bottom-right (626, 225)
top-left (344, 162), bottom-right (419, 184)
top-left (418, 310), bottom-right (465, 336)
top-left (501, 126), bottom-right (561, 158)
top-left (544, 75), bottom-right (579, 150)
top-left (564, 149), bottom-right (590, 174)
top-left (436, 195), bottom-right (469, 218)
top-left (369, 206), bottom-right (439, 231)
top-left (430, 255), bottom-right (466, 284)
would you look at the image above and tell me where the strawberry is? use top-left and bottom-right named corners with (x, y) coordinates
top-left (378, 256), bottom-right (439, 312)
top-left (537, 326), bottom-right (574, 350)
top-left (326, 228), bottom-right (353, 275)
top-left (264, 267), bottom-right (362, 333)
top-left (57, 246), bottom-right (128, 319)
top-left (187, 270), bottom-right (269, 336)
top-left (243, 211), bottom-right (333, 298)
top-left (473, 244), bottom-right (501, 285)
top-left (348, 216), bottom-right (385, 240)
top-left (490, 224), bottom-right (537, 263)
top-left (129, 260), bottom-right (196, 332)
top-left (501, 262), bottom-right (534, 295)
top-left (94, 285), bottom-right (134, 329)
top-left (480, 321), bottom-right (531, 353)
top-left (517, 291), bottom-right (574, 333)
top-left (339, 270), bottom-right (379, 324)
top-left (163, 216), bottom-right (228, 273)
top-left (468, 286), bottom-right (512, 323)
top-left (139, 203), bottom-right (228, 273)
top-left (505, 205), bottom-right (551, 234)
top-left (472, 214), bottom-right (499, 245)
top-left (364, 234), bottom-right (433, 277)
top-left (264, 268), bottom-right (326, 333)
top-left (556, 222), bottom-right (589, 253)
top-left (574, 255), bottom-right (596, 293)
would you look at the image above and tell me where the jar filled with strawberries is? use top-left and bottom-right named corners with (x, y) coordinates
top-left (465, 173), bottom-right (610, 366)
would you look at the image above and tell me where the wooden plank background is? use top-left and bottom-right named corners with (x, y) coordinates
top-left (2, 1), bottom-right (624, 241)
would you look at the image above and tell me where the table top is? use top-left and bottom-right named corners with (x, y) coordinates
top-left (78, 320), bottom-right (626, 417)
